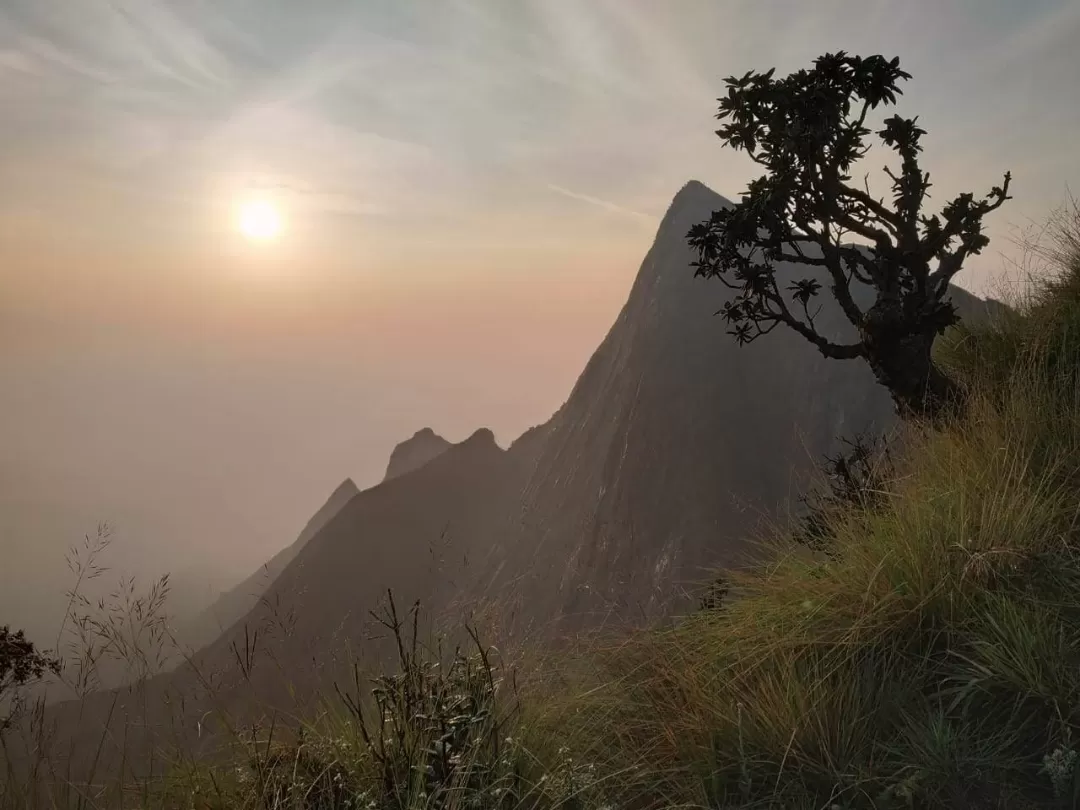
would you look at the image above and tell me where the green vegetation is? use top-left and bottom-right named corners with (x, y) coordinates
top-left (1, 627), bottom-right (59, 733)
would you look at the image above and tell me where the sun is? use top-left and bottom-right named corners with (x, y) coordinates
top-left (236, 198), bottom-right (283, 242)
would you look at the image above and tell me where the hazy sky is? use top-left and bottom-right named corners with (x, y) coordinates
top-left (2, 0), bottom-right (1079, 639)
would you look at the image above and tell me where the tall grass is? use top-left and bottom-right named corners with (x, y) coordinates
top-left (0, 560), bottom-right (617, 810)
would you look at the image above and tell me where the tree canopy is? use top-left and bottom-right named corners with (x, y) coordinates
top-left (688, 52), bottom-right (1011, 418)
top-left (1, 625), bottom-right (60, 731)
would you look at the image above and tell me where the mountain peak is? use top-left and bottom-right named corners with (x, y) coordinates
top-left (653, 180), bottom-right (734, 247)
top-left (671, 179), bottom-right (731, 209)
top-left (384, 428), bottom-right (453, 481)
top-left (332, 478), bottom-right (359, 497)
top-left (674, 178), bottom-right (712, 197)
top-left (465, 427), bottom-right (498, 447)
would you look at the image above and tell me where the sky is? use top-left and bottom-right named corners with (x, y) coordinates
top-left (2, 0), bottom-right (1079, 641)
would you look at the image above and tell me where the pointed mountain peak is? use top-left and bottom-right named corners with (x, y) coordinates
top-left (332, 478), bottom-right (360, 498)
top-left (384, 428), bottom-right (453, 481)
top-left (674, 178), bottom-right (714, 198)
top-left (608, 180), bottom-right (735, 297)
top-left (670, 179), bottom-right (732, 211)
top-left (650, 180), bottom-right (734, 253)
top-left (306, 479), bottom-right (360, 534)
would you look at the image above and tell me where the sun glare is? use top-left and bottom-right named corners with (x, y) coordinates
top-left (237, 198), bottom-right (283, 242)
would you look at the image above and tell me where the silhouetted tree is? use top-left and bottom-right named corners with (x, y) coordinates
top-left (0, 625), bottom-right (60, 731)
top-left (688, 52), bottom-right (1011, 419)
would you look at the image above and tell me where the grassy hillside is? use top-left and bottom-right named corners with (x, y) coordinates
top-left (5, 206), bottom-right (1080, 809)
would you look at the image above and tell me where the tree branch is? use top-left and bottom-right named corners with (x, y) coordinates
top-left (926, 172), bottom-right (1012, 290)
top-left (838, 185), bottom-right (903, 236)
top-left (775, 245), bottom-right (831, 268)
top-left (785, 213), bottom-right (867, 329)
top-left (762, 283), bottom-right (864, 360)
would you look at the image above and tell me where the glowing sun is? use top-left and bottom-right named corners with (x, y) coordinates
top-left (236, 198), bottom-right (283, 242)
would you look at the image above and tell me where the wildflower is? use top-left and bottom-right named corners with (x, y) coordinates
top-left (1042, 746), bottom-right (1078, 798)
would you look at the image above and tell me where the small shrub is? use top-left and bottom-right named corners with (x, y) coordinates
top-left (0, 627), bottom-right (60, 732)
top-left (333, 592), bottom-right (527, 810)
top-left (1041, 744), bottom-right (1078, 802)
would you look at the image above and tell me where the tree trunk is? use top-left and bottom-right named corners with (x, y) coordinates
top-left (861, 307), bottom-right (964, 422)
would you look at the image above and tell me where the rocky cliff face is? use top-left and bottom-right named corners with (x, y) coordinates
top-left (471, 180), bottom-right (988, 636)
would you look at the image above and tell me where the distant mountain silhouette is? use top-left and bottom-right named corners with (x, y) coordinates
top-left (176, 477), bottom-right (360, 651)
top-left (181, 425), bottom-right (454, 650)
top-left (183, 183), bottom-right (1006, 655)
top-left (168, 428), bottom-right (517, 719)
top-left (383, 428), bottom-right (452, 481)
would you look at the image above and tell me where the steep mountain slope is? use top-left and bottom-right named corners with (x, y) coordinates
top-left (383, 428), bottom-right (452, 481)
top-left (177, 477), bottom-right (360, 651)
top-left (474, 180), bottom-right (990, 636)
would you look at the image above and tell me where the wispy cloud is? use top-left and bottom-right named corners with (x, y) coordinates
top-left (546, 183), bottom-right (657, 223)
top-left (0, 0), bottom-right (1077, 290)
